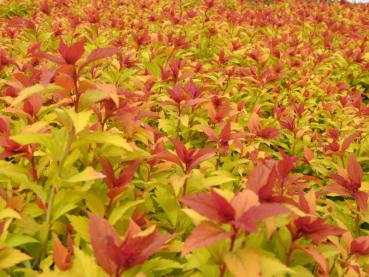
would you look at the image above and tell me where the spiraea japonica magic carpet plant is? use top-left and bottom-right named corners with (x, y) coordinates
top-left (0, 0), bottom-right (369, 276)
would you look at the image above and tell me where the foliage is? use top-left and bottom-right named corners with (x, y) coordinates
top-left (0, 0), bottom-right (368, 276)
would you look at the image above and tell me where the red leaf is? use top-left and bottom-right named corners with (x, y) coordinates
top-left (325, 183), bottom-right (350, 197)
top-left (181, 190), bottom-right (235, 223)
top-left (246, 161), bottom-right (273, 192)
top-left (293, 217), bottom-right (346, 244)
top-left (304, 146), bottom-right (314, 162)
top-left (220, 122), bottom-right (231, 144)
top-left (246, 160), bottom-right (277, 201)
top-left (53, 235), bottom-right (72, 271)
top-left (187, 148), bottom-right (216, 172)
top-left (248, 113), bottom-right (260, 134)
top-left (54, 74), bottom-right (75, 90)
top-left (37, 52), bottom-right (65, 64)
top-left (80, 47), bottom-right (121, 68)
top-left (182, 221), bottom-right (231, 255)
top-left (150, 150), bottom-right (183, 169)
top-left (108, 186), bottom-right (129, 201)
top-left (88, 214), bottom-right (174, 273)
top-left (237, 203), bottom-right (289, 232)
top-left (66, 40), bottom-right (86, 64)
top-left (133, 232), bottom-right (175, 265)
top-left (301, 245), bottom-right (328, 274)
top-left (347, 154), bottom-right (362, 186)
top-left (8, 17), bottom-right (35, 29)
top-left (277, 157), bottom-right (295, 179)
top-left (116, 222), bottom-right (175, 269)
top-left (259, 127), bottom-right (279, 139)
top-left (170, 138), bottom-right (187, 162)
top-left (88, 213), bottom-right (121, 275)
top-left (341, 134), bottom-right (357, 153)
top-left (230, 189), bottom-right (259, 219)
top-left (100, 158), bottom-right (115, 189)
top-left (59, 39), bottom-right (86, 65)
top-left (117, 160), bottom-right (139, 187)
top-left (354, 191), bottom-right (368, 211)
top-left (351, 236), bottom-right (369, 256)
top-left (23, 93), bottom-right (43, 117)
top-left (200, 125), bottom-right (218, 141)
top-left (0, 116), bottom-right (10, 134)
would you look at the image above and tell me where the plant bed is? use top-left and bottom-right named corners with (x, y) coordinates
top-left (0, 0), bottom-right (369, 276)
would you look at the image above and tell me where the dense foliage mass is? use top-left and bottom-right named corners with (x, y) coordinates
top-left (0, 0), bottom-right (369, 276)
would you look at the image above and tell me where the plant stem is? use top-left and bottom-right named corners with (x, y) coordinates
top-left (36, 126), bottom-right (74, 267)
top-left (73, 68), bottom-right (80, 112)
top-left (182, 176), bottom-right (188, 196)
top-left (179, 175), bottom-right (189, 209)
top-left (220, 227), bottom-right (238, 277)
top-left (216, 151), bottom-right (221, 170)
top-left (291, 131), bottom-right (297, 154)
top-left (30, 147), bottom-right (38, 181)
top-left (38, 186), bottom-right (56, 262)
top-left (179, 0), bottom-right (183, 17)
top-left (176, 105), bottom-right (182, 138)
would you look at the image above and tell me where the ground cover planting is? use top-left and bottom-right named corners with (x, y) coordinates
top-left (0, 0), bottom-right (369, 276)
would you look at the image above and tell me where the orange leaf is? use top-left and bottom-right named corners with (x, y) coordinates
top-left (53, 235), bottom-right (72, 271)
top-left (182, 221), bottom-right (231, 255)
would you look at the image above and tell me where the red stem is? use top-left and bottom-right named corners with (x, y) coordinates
top-left (220, 227), bottom-right (238, 277)
top-left (73, 68), bottom-right (80, 112)
top-left (30, 148), bottom-right (38, 181)
top-left (176, 105), bottom-right (182, 138)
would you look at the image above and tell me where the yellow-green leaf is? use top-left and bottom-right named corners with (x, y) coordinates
top-left (85, 193), bottom-right (105, 217)
top-left (66, 167), bottom-right (105, 183)
top-left (70, 247), bottom-right (108, 277)
top-left (224, 248), bottom-right (261, 277)
top-left (108, 200), bottom-right (144, 225)
top-left (66, 109), bottom-right (93, 134)
top-left (0, 248), bottom-right (31, 269)
top-left (11, 84), bottom-right (44, 106)
top-left (79, 131), bottom-right (132, 151)
top-left (0, 208), bottom-right (21, 220)
top-left (66, 215), bottom-right (90, 242)
top-left (261, 255), bottom-right (294, 277)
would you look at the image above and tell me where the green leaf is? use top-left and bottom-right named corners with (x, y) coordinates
top-left (0, 248), bottom-right (31, 269)
top-left (158, 118), bottom-right (177, 136)
top-left (144, 61), bottom-right (161, 79)
top-left (52, 192), bottom-right (82, 220)
top-left (66, 215), bottom-right (90, 242)
top-left (108, 200), bottom-right (144, 225)
top-left (79, 90), bottom-right (110, 109)
top-left (142, 257), bottom-right (182, 272)
top-left (66, 109), bottom-right (93, 134)
top-left (155, 186), bottom-right (179, 226)
top-left (85, 193), bottom-right (105, 217)
top-left (10, 132), bottom-right (49, 147)
top-left (289, 266), bottom-right (314, 277)
top-left (79, 131), bottom-right (132, 151)
top-left (23, 182), bottom-right (47, 204)
top-left (65, 167), bottom-right (105, 183)
top-left (11, 84), bottom-right (44, 106)
top-left (70, 247), bottom-right (108, 277)
top-left (11, 84), bottom-right (62, 107)
top-left (181, 208), bottom-right (207, 225)
top-left (0, 162), bottom-right (46, 202)
top-left (202, 174), bottom-right (235, 188)
top-left (224, 248), bottom-right (261, 277)
top-left (5, 234), bottom-right (39, 248)
top-left (37, 248), bottom-right (107, 277)
top-left (261, 255), bottom-right (294, 277)
top-left (0, 208), bottom-right (20, 220)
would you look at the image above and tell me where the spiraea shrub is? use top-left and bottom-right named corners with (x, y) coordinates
top-left (0, 0), bottom-right (369, 276)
